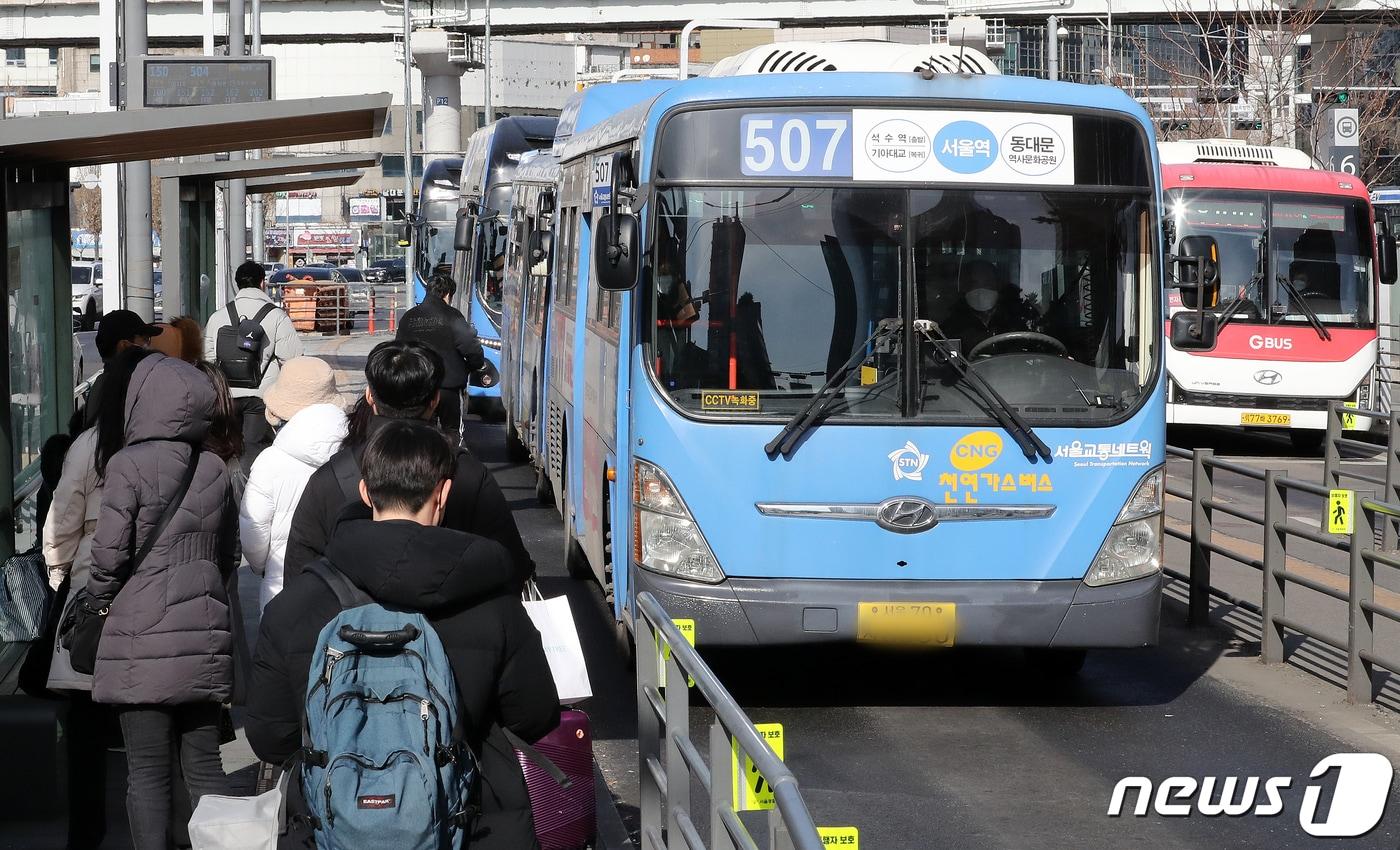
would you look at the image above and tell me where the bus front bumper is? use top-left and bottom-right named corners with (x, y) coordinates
top-left (631, 569), bottom-right (1162, 648)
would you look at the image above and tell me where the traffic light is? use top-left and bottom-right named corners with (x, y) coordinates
top-left (1235, 119), bottom-right (1263, 131)
top-left (1315, 90), bottom-right (1351, 104)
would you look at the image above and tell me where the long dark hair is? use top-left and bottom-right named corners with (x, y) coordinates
top-left (94, 347), bottom-right (156, 478)
top-left (345, 394), bottom-right (374, 453)
top-left (196, 360), bottom-right (244, 463)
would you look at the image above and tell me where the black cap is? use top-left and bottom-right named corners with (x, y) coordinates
top-left (95, 309), bottom-right (162, 359)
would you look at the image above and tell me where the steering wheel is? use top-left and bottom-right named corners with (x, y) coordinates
top-left (968, 331), bottom-right (1068, 360)
top-left (1300, 290), bottom-right (1331, 301)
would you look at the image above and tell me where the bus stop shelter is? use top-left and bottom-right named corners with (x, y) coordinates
top-left (0, 92), bottom-right (389, 559)
top-left (154, 152), bottom-right (379, 320)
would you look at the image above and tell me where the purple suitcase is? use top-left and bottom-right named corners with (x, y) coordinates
top-left (516, 708), bottom-right (596, 850)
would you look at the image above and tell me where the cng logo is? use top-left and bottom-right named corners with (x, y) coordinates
top-left (950, 430), bottom-right (1004, 472)
top-left (887, 441), bottom-right (930, 482)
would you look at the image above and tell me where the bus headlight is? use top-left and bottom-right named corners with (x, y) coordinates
top-left (1084, 466), bottom-right (1164, 587)
top-left (633, 459), bottom-right (724, 584)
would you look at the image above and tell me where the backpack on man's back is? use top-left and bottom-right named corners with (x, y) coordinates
top-left (300, 559), bottom-right (478, 850)
top-left (216, 302), bottom-right (277, 389)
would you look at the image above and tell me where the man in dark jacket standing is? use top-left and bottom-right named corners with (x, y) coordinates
top-left (283, 339), bottom-right (533, 585)
top-left (248, 420), bottom-right (558, 849)
top-left (397, 271), bottom-right (484, 443)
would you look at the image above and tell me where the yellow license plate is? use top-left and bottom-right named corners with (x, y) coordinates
top-left (1241, 412), bottom-right (1291, 427)
top-left (857, 602), bottom-right (956, 646)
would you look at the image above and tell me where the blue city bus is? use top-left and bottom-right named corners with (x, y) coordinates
top-left (532, 45), bottom-right (1176, 664)
top-left (448, 116), bottom-right (557, 417)
top-left (412, 156), bottom-right (464, 303)
top-left (500, 81), bottom-right (676, 493)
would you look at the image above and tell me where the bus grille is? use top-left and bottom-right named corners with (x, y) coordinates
top-left (1172, 386), bottom-right (1331, 411)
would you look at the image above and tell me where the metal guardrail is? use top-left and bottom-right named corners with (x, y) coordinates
top-left (1166, 420), bottom-right (1400, 704)
top-left (634, 591), bottom-right (823, 850)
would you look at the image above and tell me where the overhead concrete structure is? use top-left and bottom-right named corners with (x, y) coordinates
top-left (413, 28), bottom-right (481, 162)
top-left (3, 0), bottom-right (1394, 39)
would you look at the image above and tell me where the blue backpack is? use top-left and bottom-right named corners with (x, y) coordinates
top-left (300, 560), bottom-right (478, 850)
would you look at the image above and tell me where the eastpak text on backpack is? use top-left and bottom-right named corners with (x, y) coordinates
top-left (216, 302), bottom-right (277, 389)
top-left (301, 559), bottom-right (478, 850)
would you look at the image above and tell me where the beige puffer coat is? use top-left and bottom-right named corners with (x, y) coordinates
top-left (42, 427), bottom-right (102, 691)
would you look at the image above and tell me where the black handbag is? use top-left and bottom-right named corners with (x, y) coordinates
top-left (60, 446), bottom-right (200, 676)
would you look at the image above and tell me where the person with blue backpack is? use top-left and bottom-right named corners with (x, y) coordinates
top-left (246, 419), bottom-right (559, 849)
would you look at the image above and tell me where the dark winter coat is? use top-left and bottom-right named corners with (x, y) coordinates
top-left (397, 295), bottom-right (485, 389)
top-left (87, 354), bottom-right (239, 706)
top-left (283, 415), bottom-right (534, 586)
top-left (247, 512), bottom-right (559, 850)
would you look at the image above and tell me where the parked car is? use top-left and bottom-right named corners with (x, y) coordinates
top-left (262, 262), bottom-right (286, 275)
top-left (364, 257), bottom-right (406, 284)
top-left (153, 270), bottom-right (163, 320)
top-left (71, 261), bottom-right (103, 330)
top-left (270, 267), bottom-right (351, 333)
top-left (335, 266), bottom-right (371, 318)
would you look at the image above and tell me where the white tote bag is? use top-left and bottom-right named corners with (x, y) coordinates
top-left (523, 581), bottom-right (593, 702)
top-left (188, 770), bottom-right (286, 850)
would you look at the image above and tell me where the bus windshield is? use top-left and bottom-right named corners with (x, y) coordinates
top-left (1169, 190), bottom-right (1374, 327)
top-left (650, 185), bottom-right (1155, 424)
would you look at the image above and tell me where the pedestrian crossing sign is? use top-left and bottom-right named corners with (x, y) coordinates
top-left (1343, 400), bottom-right (1359, 431)
top-left (732, 723), bottom-right (784, 811)
top-left (1328, 489), bottom-right (1354, 535)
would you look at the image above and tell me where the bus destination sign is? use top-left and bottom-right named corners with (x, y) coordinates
top-left (141, 57), bottom-right (274, 108)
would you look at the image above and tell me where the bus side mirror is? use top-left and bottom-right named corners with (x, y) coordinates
top-left (1378, 225), bottom-right (1397, 286)
top-left (529, 230), bottom-right (554, 267)
top-left (1170, 235), bottom-right (1220, 351)
top-left (454, 213), bottom-right (476, 252)
top-left (595, 213), bottom-right (639, 291)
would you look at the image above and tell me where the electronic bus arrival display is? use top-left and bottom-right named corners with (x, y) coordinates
top-left (141, 57), bottom-right (274, 107)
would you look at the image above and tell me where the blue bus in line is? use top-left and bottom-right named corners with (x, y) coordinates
top-left (446, 116), bottom-right (557, 418)
top-left (413, 156), bottom-right (464, 303)
top-left (507, 41), bottom-right (1201, 666)
top-left (500, 81), bottom-right (677, 498)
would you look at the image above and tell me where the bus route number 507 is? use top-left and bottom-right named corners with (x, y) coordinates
top-left (741, 113), bottom-right (853, 178)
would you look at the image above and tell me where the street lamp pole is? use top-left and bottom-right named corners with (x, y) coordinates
top-left (402, 0), bottom-right (414, 309)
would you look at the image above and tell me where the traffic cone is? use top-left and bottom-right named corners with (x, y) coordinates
top-left (368, 291), bottom-right (376, 334)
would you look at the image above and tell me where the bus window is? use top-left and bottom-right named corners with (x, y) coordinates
top-left (1273, 201), bottom-right (1372, 326)
top-left (650, 185), bottom-right (903, 416)
top-left (912, 187), bottom-right (1153, 422)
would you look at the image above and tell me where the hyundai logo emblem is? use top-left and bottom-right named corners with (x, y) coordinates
top-left (876, 497), bottom-right (938, 533)
top-left (1254, 369), bottom-right (1283, 386)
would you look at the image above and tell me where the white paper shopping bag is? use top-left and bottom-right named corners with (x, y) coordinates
top-left (522, 586), bottom-right (593, 702)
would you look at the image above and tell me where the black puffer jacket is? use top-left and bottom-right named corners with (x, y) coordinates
top-left (247, 512), bottom-right (559, 850)
top-left (87, 354), bottom-right (239, 706)
top-left (283, 415), bottom-right (534, 587)
top-left (397, 295), bottom-right (485, 389)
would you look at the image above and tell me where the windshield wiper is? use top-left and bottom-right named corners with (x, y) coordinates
top-left (1274, 275), bottom-right (1332, 341)
top-left (916, 320), bottom-right (1052, 464)
top-left (765, 319), bottom-right (901, 459)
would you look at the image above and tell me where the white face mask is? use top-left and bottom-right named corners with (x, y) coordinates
top-left (966, 288), bottom-right (999, 312)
